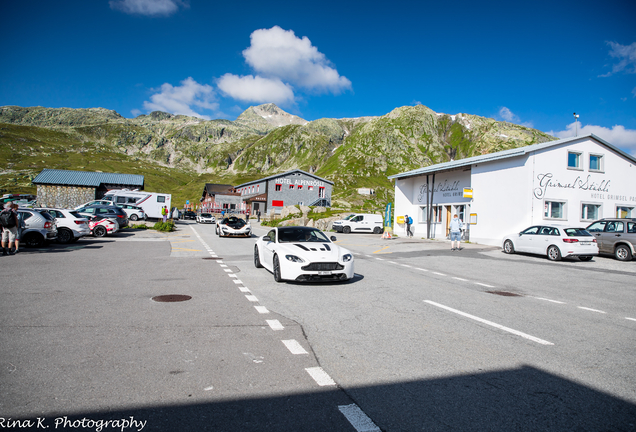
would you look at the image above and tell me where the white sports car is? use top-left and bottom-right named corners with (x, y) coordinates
top-left (216, 216), bottom-right (251, 237)
top-left (254, 226), bottom-right (355, 282)
top-left (196, 213), bottom-right (216, 224)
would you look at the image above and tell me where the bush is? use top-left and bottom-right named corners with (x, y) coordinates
top-left (153, 220), bottom-right (175, 232)
top-left (130, 224), bottom-right (149, 230)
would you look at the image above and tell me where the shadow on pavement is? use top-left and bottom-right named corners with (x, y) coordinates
top-left (10, 365), bottom-right (635, 431)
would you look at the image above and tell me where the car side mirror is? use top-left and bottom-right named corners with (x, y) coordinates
top-left (263, 236), bottom-right (271, 242)
top-left (518, 233), bottom-right (523, 237)
top-left (330, 236), bottom-right (337, 241)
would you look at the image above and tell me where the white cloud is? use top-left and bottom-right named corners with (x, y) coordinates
top-left (497, 107), bottom-right (533, 127)
top-left (109, 0), bottom-right (188, 16)
top-left (550, 122), bottom-right (636, 155)
top-left (600, 41), bottom-right (636, 77)
top-left (216, 74), bottom-right (294, 105)
top-left (498, 107), bottom-right (518, 122)
top-left (143, 77), bottom-right (218, 119)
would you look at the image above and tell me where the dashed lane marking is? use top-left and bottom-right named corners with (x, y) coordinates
top-left (305, 367), bottom-right (336, 386)
top-left (245, 295), bottom-right (259, 302)
top-left (578, 306), bottom-right (606, 314)
top-left (238, 286), bottom-right (251, 293)
top-left (453, 277), bottom-right (468, 281)
top-left (534, 297), bottom-right (566, 304)
top-left (373, 245), bottom-right (391, 254)
top-left (424, 300), bottom-right (554, 346)
top-left (255, 306), bottom-right (269, 314)
top-left (626, 317), bottom-right (636, 322)
top-left (339, 404), bottom-right (381, 432)
top-left (282, 339), bottom-right (309, 355)
top-left (475, 282), bottom-right (495, 288)
top-left (267, 320), bottom-right (284, 330)
top-left (432, 272), bottom-right (446, 276)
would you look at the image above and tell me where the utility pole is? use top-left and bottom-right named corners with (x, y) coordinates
top-left (573, 113), bottom-right (579, 137)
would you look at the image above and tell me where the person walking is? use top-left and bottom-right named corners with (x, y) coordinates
top-left (1, 202), bottom-right (19, 255)
top-left (449, 213), bottom-right (464, 251)
top-left (256, 210), bottom-right (261, 223)
top-left (12, 203), bottom-right (24, 254)
top-left (405, 214), bottom-right (413, 238)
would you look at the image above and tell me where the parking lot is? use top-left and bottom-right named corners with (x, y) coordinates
top-left (1, 220), bottom-right (635, 431)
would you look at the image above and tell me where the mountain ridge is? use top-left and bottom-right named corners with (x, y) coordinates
top-left (0, 103), bottom-right (556, 207)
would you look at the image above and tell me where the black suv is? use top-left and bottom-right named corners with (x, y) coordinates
top-left (586, 218), bottom-right (636, 261)
top-left (75, 205), bottom-right (129, 229)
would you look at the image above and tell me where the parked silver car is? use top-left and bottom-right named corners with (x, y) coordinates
top-left (586, 218), bottom-right (636, 261)
top-left (17, 208), bottom-right (58, 247)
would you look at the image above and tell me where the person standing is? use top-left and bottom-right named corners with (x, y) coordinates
top-left (1, 202), bottom-right (19, 256)
top-left (449, 213), bottom-right (464, 251)
top-left (161, 206), bottom-right (167, 223)
top-left (12, 203), bottom-right (24, 254)
top-left (257, 210), bottom-right (261, 223)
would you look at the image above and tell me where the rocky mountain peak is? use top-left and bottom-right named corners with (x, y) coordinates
top-left (236, 103), bottom-right (308, 129)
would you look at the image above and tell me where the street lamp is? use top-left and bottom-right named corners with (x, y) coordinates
top-left (573, 113), bottom-right (579, 137)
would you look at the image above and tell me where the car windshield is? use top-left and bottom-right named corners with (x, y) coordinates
top-left (278, 227), bottom-right (331, 243)
top-left (222, 217), bottom-right (246, 228)
top-left (201, 213), bottom-right (212, 217)
top-left (564, 228), bottom-right (592, 237)
top-left (344, 214), bottom-right (356, 221)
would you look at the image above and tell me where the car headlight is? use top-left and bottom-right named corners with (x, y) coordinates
top-left (285, 255), bottom-right (305, 263)
top-left (342, 254), bottom-right (353, 262)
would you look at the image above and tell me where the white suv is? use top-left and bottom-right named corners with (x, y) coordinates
top-left (117, 204), bottom-right (146, 221)
top-left (35, 208), bottom-right (90, 244)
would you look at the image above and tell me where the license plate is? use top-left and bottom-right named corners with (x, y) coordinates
top-left (318, 271), bottom-right (332, 275)
top-left (580, 242), bottom-right (591, 245)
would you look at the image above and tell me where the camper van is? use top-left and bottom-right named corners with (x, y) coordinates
top-left (332, 213), bottom-right (384, 234)
top-left (102, 190), bottom-right (171, 219)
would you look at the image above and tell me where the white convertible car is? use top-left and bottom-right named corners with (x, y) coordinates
top-left (254, 226), bottom-right (355, 282)
top-left (216, 216), bottom-right (251, 237)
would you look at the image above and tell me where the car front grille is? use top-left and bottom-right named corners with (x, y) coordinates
top-left (301, 262), bottom-right (344, 271)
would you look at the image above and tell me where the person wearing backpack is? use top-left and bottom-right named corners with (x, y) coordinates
top-left (405, 214), bottom-right (413, 238)
top-left (1, 202), bottom-right (19, 255)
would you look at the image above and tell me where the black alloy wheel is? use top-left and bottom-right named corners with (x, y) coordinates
top-left (24, 232), bottom-right (45, 247)
top-left (254, 245), bottom-right (263, 268)
top-left (57, 228), bottom-right (73, 244)
top-left (273, 255), bottom-right (282, 283)
top-left (93, 226), bottom-right (107, 237)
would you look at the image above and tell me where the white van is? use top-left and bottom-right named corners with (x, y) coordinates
top-left (102, 190), bottom-right (171, 219)
top-left (332, 213), bottom-right (384, 234)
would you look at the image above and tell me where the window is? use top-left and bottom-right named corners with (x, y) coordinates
top-left (298, 185), bottom-right (303, 190)
top-left (275, 184), bottom-right (282, 191)
top-left (567, 151), bottom-right (582, 170)
top-left (127, 197), bottom-right (136, 203)
top-left (616, 206), bottom-right (634, 218)
top-left (581, 203), bottom-right (601, 221)
top-left (319, 187), bottom-right (325, 198)
top-left (116, 196), bottom-right (126, 203)
top-left (589, 154), bottom-right (604, 172)
top-left (544, 200), bottom-right (566, 219)
top-left (628, 222), bottom-right (636, 234)
top-left (521, 226), bottom-right (540, 235)
top-left (289, 184), bottom-right (294, 189)
top-left (308, 186), bottom-right (314, 191)
top-left (157, 196), bottom-right (166, 203)
top-left (257, 185), bottom-right (260, 192)
top-left (586, 221), bottom-right (606, 232)
top-left (420, 206), bottom-right (443, 223)
top-left (606, 221), bottom-right (624, 233)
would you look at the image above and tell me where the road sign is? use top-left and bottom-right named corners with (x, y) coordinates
top-left (463, 188), bottom-right (473, 198)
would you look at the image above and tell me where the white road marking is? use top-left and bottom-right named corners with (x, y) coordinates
top-left (578, 306), bottom-right (606, 314)
top-left (266, 319), bottom-right (284, 330)
top-left (238, 286), bottom-right (251, 292)
top-left (245, 295), bottom-right (259, 302)
top-left (223, 268), bottom-right (232, 272)
top-left (534, 297), bottom-right (566, 304)
top-left (282, 339), bottom-right (308, 355)
top-left (424, 300), bottom-right (554, 345)
top-left (475, 282), bottom-right (495, 288)
top-left (375, 258), bottom-right (384, 261)
top-left (220, 264), bottom-right (228, 267)
top-left (388, 261), bottom-right (397, 264)
top-left (452, 277), bottom-right (468, 281)
top-left (305, 367), bottom-right (336, 386)
top-left (203, 386), bottom-right (214, 391)
top-left (401, 264), bottom-right (412, 268)
top-left (254, 306), bottom-right (269, 314)
top-left (216, 260), bottom-right (224, 263)
top-left (229, 274), bottom-right (238, 278)
top-left (626, 317), bottom-right (636, 322)
top-left (416, 268), bottom-right (428, 272)
top-left (432, 272), bottom-right (446, 276)
top-left (233, 279), bottom-right (243, 284)
top-left (339, 404), bottom-right (381, 432)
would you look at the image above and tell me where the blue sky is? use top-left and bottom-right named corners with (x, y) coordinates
top-left (1, 0), bottom-right (635, 153)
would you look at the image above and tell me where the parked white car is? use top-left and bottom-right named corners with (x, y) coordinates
top-left (254, 226), bottom-right (355, 282)
top-left (332, 213), bottom-right (384, 234)
top-left (35, 207), bottom-right (90, 244)
top-left (502, 224), bottom-right (598, 261)
top-left (117, 204), bottom-right (146, 221)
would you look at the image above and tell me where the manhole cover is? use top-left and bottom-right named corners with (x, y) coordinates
top-left (486, 291), bottom-right (522, 297)
top-left (152, 295), bottom-right (192, 302)
top-left (203, 257), bottom-right (222, 260)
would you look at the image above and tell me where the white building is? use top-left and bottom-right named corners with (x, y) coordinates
top-left (389, 134), bottom-right (636, 246)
